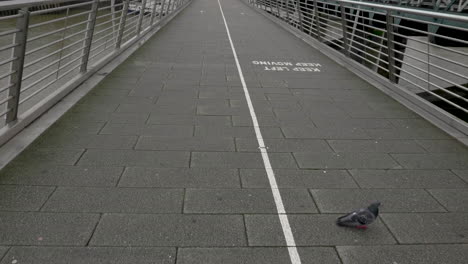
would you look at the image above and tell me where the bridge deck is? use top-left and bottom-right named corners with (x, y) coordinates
top-left (1, 0), bottom-right (468, 263)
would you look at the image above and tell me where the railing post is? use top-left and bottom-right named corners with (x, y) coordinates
top-left (339, 2), bottom-right (350, 56)
top-left (136, 0), bottom-right (147, 35)
top-left (285, 0), bottom-right (290, 22)
top-left (115, 0), bottom-right (129, 49)
top-left (275, 0), bottom-right (281, 17)
top-left (295, 0), bottom-right (303, 32)
top-left (170, 0), bottom-right (176, 13)
top-left (6, 8), bottom-right (29, 124)
top-left (150, 0), bottom-right (158, 25)
top-left (159, 0), bottom-right (167, 18)
top-left (313, 0), bottom-right (321, 41)
top-left (79, 0), bottom-right (99, 73)
top-left (166, 0), bottom-right (174, 14)
top-left (386, 10), bottom-right (397, 82)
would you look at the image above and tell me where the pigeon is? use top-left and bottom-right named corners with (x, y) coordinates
top-left (336, 202), bottom-right (381, 229)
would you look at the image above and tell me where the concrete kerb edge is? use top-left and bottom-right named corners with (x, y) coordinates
top-left (241, 0), bottom-right (468, 147)
top-left (0, 0), bottom-right (193, 171)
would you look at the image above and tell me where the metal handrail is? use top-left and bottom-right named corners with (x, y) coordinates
top-left (0, 0), bottom-right (191, 146)
top-left (338, 0), bottom-right (468, 22)
top-left (0, 0), bottom-right (93, 11)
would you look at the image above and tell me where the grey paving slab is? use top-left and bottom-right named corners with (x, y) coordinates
top-left (0, 247), bottom-right (176, 264)
top-left (177, 247), bottom-right (341, 264)
top-left (391, 153), bottom-right (468, 169)
top-left (148, 114), bottom-right (231, 126)
top-left (114, 103), bottom-right (166, 113)
top-left (128, 89), bottom-right (164, 97)
top-left (365, 127), bottom-right (450, 139)
top-left (119, 167), bottom-right (240, 188)
top-left (0, 165), bottom-right (123, 187)
top-left (156, 95), bottom-right (198, 104)
top-left (42, 121), bottom-right (105, 135)
top-left (70, 102), bottom-right (120, 113)
top-left (194, 125), bottom-right (284, 138)
top-left (100, 123), bottom-right (194, 137)
top-left (294, 152), bottom-right (401, 169)
top-left (199, 91), bottom-right (259, 100)
top-left (337, 245), bottom-right (468, 264)
top-left (240, 169), bottom-right (358, 188)
top-left (77, 94), bottom-right (155, 105)
top-left (232, 115), bottom-right (315, 127)
top-left (285, 79), bottom-right (369, 89)
top-left (34, 134), bottom-right (138, 150)
top-left (381, 213), bottom-right (468, 243)
top-left (42, 187), bottom-right (183, 213)
top-left (128, 104), bottom-right (197, 115)
top-left (311, 189), bottom-right (445, 213)
top-left (340, 106), bottom-right (418, 119)
top-left (11, 148), bottom-right (84, 165)
top-left (0, 247), bottom-right (7, 261)
top-left (136, 137), bottom-right (235, 151)
top-left (453, 170), bottom-right (468, 183)
top-left (428, 189), bottom-right (468, 212)
top-left (230, 99), bottom-right (300, 110)
top-left (389, 118), bottom-right (438, 128)
top-left (191, 152), bottom-right (297, 168)
top-left (78, 149), bottom-right (190, 167)
top-left (282, 127), bottom-right (371, 139)
top-left (184, 188), bottom-right (317, 213)
top-left (327, 140), bottom-right (426, 153)
top-left (311, 118), bottom-right (393, 129)
top-left (197, 105), bottom-right (273, 116)
top-left (0, 186), bottom-right (55, 211)
top-left (415, 140), bottom-right (468, 153)
top-left (63, 112), bottom-right (150, 124)
top-left (90, 88), bottom-right (130, 96)
top-left (245, 214), bottom-right (396, 246)
top-left (0, 212), bottom-right (99, 245)
top-left (349, 169), bottom-right (468, 188)
top-left (236, 138), bottom-right (332, 152)
top-left (91, 214), bottom-right (246, 246)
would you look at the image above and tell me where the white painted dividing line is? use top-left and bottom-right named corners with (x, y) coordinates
top-left (216, 1), bottom-right (302, 264)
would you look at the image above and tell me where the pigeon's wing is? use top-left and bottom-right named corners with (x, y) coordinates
top-left (356, 210), bottom-right (376, 225)
top-left (336, 212), bottom-right (361, 227)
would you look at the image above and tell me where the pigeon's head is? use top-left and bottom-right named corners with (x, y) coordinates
top-left (367, 202), bottom-right (381, 217)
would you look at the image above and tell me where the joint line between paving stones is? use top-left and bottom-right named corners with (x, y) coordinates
top-left (0, 247), bottom-right (11, 262)
top-left (216, 1), bottom-right (302, 263)
top-left (38, 186), bottom-right (58, 211)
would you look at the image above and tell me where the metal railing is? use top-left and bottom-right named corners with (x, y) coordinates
top-left (0, 0), bottom-right (190, 145)
top-left (248, 0), bottom-right (468, 131)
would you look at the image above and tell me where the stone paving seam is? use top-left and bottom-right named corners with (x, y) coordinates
top-left (332, 246), bottom-right (346, 264)
top-left (182, 188), bottom-right (187, 214)
top-left (37, 186), bottom-right (57, 212)
top-left (113, 166), bottom-right (127, 187)
top-left (73, 149), bottom-right (88, 166)
top-left (344, 170), bottom-right (363, 189)
top-left (423, 189), bottom-right (450, 212)
top-left (85, 213), bottom-right (103, 247)
top-left (306, 188), bottom-right (322, 214)
top-left (0, 247), bottom-right (10, 263)
top-left (451, 169), bottom-right (468, 184)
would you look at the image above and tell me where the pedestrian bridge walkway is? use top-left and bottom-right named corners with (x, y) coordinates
top-left (0, 0), bottom-right (468, 263)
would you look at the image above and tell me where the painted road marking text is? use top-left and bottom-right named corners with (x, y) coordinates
top-left (252, 61), bottom-right (321, 72)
